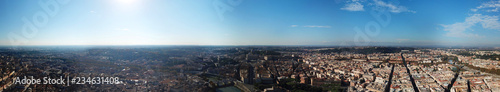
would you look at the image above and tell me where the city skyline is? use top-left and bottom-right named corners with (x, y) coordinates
top-left (1, 0), bottom-right (500, 46)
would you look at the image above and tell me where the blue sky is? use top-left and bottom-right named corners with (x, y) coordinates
top-left (0, 0), bottom-right (499, 46)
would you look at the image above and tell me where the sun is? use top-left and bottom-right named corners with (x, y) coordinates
top-left (115, 0), bottom-right (138, 5)
top-left (110, 0), bottom-right (143, 10)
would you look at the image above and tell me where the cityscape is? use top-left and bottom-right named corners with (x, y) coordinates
top-left (1, 0), bottom-right (500, 92)
top-left (1, 46), bottom-right (500, 92)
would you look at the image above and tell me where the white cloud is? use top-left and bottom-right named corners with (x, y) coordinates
top-left (441, 14), bottom-right (500, 38)
top-left (471, 0), bottom-right (500, 12)
top-left (444, 31), bottom-right (483, 38)
top-left (115, 28), bottom-right (130, 31)
top-left (341, 2), bottom-right (365, 11)
top-left (396, 39), bottom-right (409, 41)
top-left (339, 0), bottom-right (415, 13)
top-left (89, 10), bottom-right (97, 14)
top-left (303, 25), bottom-right (331, 28)
top-left (396, 39), bottom-right (409, 43)
top-left (443, 1), bottom-right (500, 38)
top-left (372, 0), bottom-right (416, 13)
top-left (291, 25), bottom-right (331, 28)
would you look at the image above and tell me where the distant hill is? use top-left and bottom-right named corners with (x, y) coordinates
top-left (318, 47), bottom-right (415, 54)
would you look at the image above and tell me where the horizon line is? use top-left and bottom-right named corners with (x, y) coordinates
top-left (1, 44), bottom-right (500, 48)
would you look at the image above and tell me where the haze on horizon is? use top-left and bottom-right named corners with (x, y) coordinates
top-left (1, 0), bottom-right (500, 47)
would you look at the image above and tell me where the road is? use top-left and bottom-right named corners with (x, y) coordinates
top-left (401, 53), bottom-right (420, 92)
top-left (384, 63), bottom-right (395, 92)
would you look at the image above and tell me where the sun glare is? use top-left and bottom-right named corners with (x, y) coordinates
top-left (115, 0), bottom-right (138, 5)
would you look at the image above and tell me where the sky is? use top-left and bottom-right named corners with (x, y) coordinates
top-left (0, 0), bottom-right (499, 46)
